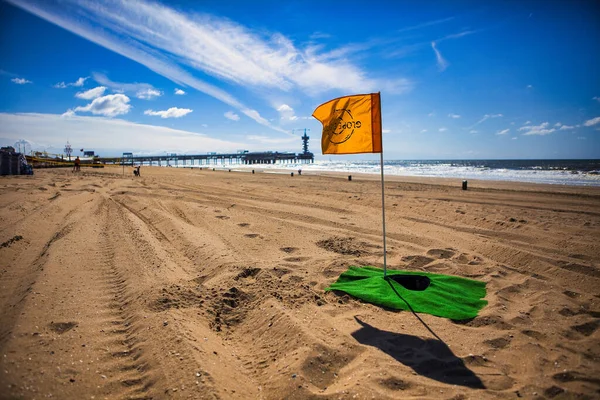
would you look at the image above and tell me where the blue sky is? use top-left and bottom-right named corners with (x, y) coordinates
top-left (1, 0), bottom-right (599, 159)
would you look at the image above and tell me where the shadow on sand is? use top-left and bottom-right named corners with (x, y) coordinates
top-left (351, 317), bottom-right (485, 389)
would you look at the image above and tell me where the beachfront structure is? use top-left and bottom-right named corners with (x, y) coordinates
top-left (99, 150), bottom-right (314, 167)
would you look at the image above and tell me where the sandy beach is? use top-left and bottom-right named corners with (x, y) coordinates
top-left (0, 166), bottom-right (598, 399)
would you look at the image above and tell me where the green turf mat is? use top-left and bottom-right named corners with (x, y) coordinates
top-left (326, 266), bottom-right (487, 320)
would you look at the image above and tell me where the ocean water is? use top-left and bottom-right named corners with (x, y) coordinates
top-left (184, 159), bottom-right (600, 187)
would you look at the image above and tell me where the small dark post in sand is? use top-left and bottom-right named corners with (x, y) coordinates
top-left (291, 172), bottom-right (294, 177)
top-left (348, 175), bottom-right (352, 181)
top-left (462, 180), bottom-right (468, 190)
top-left (252, 170), bottom-right (255, 174)
top-left (298, 169), bottom-right (302, 176)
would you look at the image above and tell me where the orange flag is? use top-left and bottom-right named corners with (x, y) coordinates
top-left (312, 93), bottom-right (382, 155)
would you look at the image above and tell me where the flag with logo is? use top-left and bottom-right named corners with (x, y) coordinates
top-left (312, 93), bottom-right (382, 154)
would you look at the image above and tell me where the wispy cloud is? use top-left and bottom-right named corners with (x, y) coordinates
top-left (439, 127), bottom-right (447, 132)
top-left (558, 124), bottom-right (575, 130)
top-left (593, 96), bottom-right (600, 102)
top-left (430, 29), bottom-right (476, 72)
top-left (11, 77), bottom-right (32, 84)
top-left (471, 113), bottom-right (503, 127)
top-left (92, 73), bottom-right (162, 99)
top-left (583, 116), bottom-right (600, 127)
top-left (54, 76), bottom-right (88, 88)
top-left (7, 0), bottom-right (404, 133)
top-left (144, 107), bottom-right (192, 118)
top-left (0, 112), bottom-right (248, 154)
top-left (431, 42), bottom-right (448, 71)
top-left (245, 135), bottom-right (297, 145)
top-left (174, 88), bottom-right (186, 95)
top-left (75, 86), bottom-right (106, 100)
top-left (496, 128), bottom-right (510, 135)
top-left (448, 113), bottom-right (461, 119)
top-left (225, 111), bottom-right (240, 121)
top-left (70, 94), bottom-right (132, 117)
top-left (397, 17), bottom-right (455, 33)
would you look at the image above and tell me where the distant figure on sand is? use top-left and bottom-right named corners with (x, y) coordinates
top-left (73, 156), bottom-right (81, 172)
top-left (133, 166), bottom-right (141, 177)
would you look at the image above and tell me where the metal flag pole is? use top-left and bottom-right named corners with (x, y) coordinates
top-left (378, 93), bottom-right (388, 278)
top-left (380, 149), bottom-right (388, 278)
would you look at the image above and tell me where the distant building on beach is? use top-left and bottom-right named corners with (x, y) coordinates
top-left (0, 146), bottom-right (33, 175)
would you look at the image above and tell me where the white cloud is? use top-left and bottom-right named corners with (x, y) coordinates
top-left (524, 120), bottom-right (531, 125)
top-left (511, 137), bottom-right (517, 140)
top-left (75, 86), bottom-right (107, 100)
top-left (469, 130), bottom-right (478, 134)
top-left (431, 42), bottom-right (448, 71)
top-left (225, 111), bottom-right (240, 121)
top-left (54, 76), bottom-right (88, 88)
top-left (73, 94), bottom-right (131, 117)
top-left (420, 129), bottom-right (427, 133)
top-left (497, 129), bottom-right (510, 135)
top-left (276, 104), bottom-right (298, 122)
top-left (382, 129), bottom-right (391, 134)
top-left (519, 122), bottom-right (555, 136)
top-left (245, 135), bottom-right (297, 145)
top-left (11, 77), bottom-right (32, 84)
top-left (439, 127), bottom-right (447, 132)
top-left (144, 107), bottom-right (193, 118)
top-left (448, 113), bottom-right (461, 119)
top-left (92, 73), bottom-right (156, 95)
top-left (136, 88), bottom-right (162, 99)
top-left (583, 116), bottom-right (600, 127)
top-left (593, 96), bottom-right (600, 102)
top-left (8, 1), bottom-right (404, 133)
top-left (526, 85), bottom-right (533, 89)
top-left (174, 88), bottom-right (186, 95)
top-left (428, 112), bottom-right (435, 117)
top-left (559, 124), bottom-right (575, 130)
top-left (0, 112), bottom-right (249, 155)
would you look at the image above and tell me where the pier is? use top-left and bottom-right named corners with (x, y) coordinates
top-left (100, 150), bottom-right (314, 167)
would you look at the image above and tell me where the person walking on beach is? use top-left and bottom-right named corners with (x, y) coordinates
top-left (73, 156), bottom-right (81, 172)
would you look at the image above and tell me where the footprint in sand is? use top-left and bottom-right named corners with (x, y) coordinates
top-left (48, 321), bottom-right (77, 334)
top-left (244, 233), bottom-right (260, 238)
top-left (237, 223), bottom-right (250, 227)
top-left (283, 256), bottom-right (309, 263)
top-left (280, 247), bottom-right (298, 253)
top-left (426, 248), bottom-right (456, 259)
top-left (215, 215), bottom-right (230, 220)
top-left (484, 336), bottom-right (511, 349)
top-left (401, 255), bottom-right (434, 268)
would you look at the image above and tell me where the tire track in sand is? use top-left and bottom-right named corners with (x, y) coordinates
top-left (87, 198), bottom-right (159, 399)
